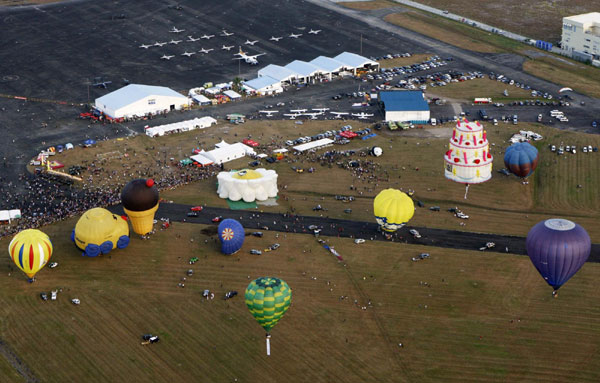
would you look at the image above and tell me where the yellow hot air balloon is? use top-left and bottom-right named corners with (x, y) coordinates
top-left (8, 229), bottom-right (53, 282)
top-left (373, 189), bottom-right (415, 232)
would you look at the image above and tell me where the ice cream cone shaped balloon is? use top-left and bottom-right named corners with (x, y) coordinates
top-left (121, 179), bottom-right (159, 235)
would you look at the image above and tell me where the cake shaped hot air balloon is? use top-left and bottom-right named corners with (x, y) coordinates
top-left (121, 178), bottom-right (159, 235)
top-left (444, 119), bottom-right (493, 198)
top-left (373, 189), bottom-right (414, 232)
top-left (503, 142), bottom-right (539, 180)
top-left (71, 208), bottom-right (130, 257)
top-left (218, 218), bottom-right (244, 255)
top-left (8, 229), bottom-right (53, 282)
top-left (245, 277), bottom-right (292, 355)
top-left (526, 218), bottom-right (591, 297)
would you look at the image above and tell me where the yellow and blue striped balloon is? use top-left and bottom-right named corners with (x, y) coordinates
top-left (245, 277), bottom-right (292, 333)
top-left (8, 229), bottom-right (53, 279)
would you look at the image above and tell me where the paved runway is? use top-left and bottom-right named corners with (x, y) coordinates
top-left (108, 202), bottom-right (600, 262)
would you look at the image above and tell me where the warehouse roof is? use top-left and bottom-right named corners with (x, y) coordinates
top-left (258, 64), bottom-right (298, 82)
top-left (243, 76), bottom-right (281, 90)
top-left (309, 56), bottom-right (345, 72)
top-left (333, 52), bottom-right (378, 69)
top-left (379, 91), bottom-right (429, 111)
top-left (284, 60), bottom-right (321, 77)
top-left (96, 84), bottom-right (186, 110)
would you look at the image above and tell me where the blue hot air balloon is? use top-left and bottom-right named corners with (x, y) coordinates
top-left (526, 218), bottom-right (591, 293)
top-left (218, 219), bottom-right (245, 255)
top-left (504, 142), bottom-right (539, 178)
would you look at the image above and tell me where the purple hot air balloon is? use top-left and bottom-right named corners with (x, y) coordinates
top-left (526, 218), bottom-right (591, 293)
top-left (504, 142), bottom-right (539, 178)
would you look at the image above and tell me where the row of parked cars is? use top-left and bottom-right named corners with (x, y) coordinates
top-left (489, 72), bottom-right (554, 100)
top-left (550, 144), bottom-right (598, 155)
top-left (371, 58), bottom-right (448, 82)
top-left (369, 52), bottom-right (413, 61)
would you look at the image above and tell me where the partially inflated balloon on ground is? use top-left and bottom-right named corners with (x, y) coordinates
top-left (218, 219), bottom-right (244, 255)
top-left (373, 189), bottom-right (414, 232)
top-left (121, 179), bottom-right (159, 235)
top-left (504, 142), bottom-right (539, 178)
top-left (8, 229), bottom-right (53, 281)
top-left (71, 208), bottom-right (130, 257)
top-left (526, 218), bottom-right (591, 292)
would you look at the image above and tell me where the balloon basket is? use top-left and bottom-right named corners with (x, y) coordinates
top-left (266, 334), bottom-right (271, 356)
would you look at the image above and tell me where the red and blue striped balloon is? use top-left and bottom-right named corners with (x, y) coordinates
top-left (8, 229), bottom-right (53, 279)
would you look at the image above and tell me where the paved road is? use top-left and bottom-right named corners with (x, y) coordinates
top-left (108, 202), bottom-right (600, 262)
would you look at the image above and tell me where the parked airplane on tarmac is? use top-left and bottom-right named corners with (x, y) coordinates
top-left (244, 40), bottom-right (259, 46)
top-left (289, 33), bottom-right (303, 38)
top-left (221, 30), bottom-right (234, 36)
top-left (181, 51), bottom-right (196, 57)
top-left (201, 34), bottom-right (215, 40)
top-left (169, 27), bottom-right (184, 33)
top-left (139, 44), bottom-right (152, 49)
top-left (222, 45), bottom-right (234, 51)
top-left (169, 39), bottom-right (182, 45)
top-left (308, 29), bottom-right (322, 35)
top-left (330, 111), bottom-right (350, 118)
top-left (259, 110), bottom-right (279, 117)
top-left (233, 47), bottom-right (265, 65)
top-left (351, 112), bottom-right (374, 119)
top-left (154, 41), bottom-right (167, 47)
top-left (161, 54), bottom-right (175, 60)
top-left (187, 36), bottom-right (200, 42)
top-left (283, 113), bottom-right (302, 119)
top-left (290, 109), bottom-right (308, 113)
top-left (198, 48), bottom-right (214, 54)
top-left (312, 108), bottom-right (330, 112)
top-left (269, 36), bottom-right (283, 42)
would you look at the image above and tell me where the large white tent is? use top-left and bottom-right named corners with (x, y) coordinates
top-left (190, 141), bottom-right (256, 165)
top-left (333, 52), bottom-right (379, 75)
top-left (145, 116), bottom-right (217, 137)
top-left (284, 60), bottom-right (321, 83)
top-left (95, 84), bottom-right (189, 118)
top-left (258, 64), bottom-right (298, 83)
top-left (292, 138), bottom-right (334, 152)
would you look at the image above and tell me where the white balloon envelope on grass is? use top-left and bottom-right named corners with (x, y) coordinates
top-left (217, 168), bottom-right (278, 202)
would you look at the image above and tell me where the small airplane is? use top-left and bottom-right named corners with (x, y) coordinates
top-left (201, 34), bottom-right (215, 39)
top-left (303, 112), bottom-right (323, 119)
top-left (220, 30), bottom-right (234, 36)
top-left (269, 36), bottom-right (283, 42)
top-left (198, 48), bottom-right (214, 54)
top-left (92, 77), bottom-right (112, 88)
top-left (308, 29), bottom-right (322, 35)
top-left (233, 47), bottom-right (265, 65)
top-left (289, 33), bottom-right (303, 38)
top-left (222, 45), bottom-right (234, 51)
top-left (181, 51), bottom-right (196, 57)
top-left (330, 111), bottom-right (349, 118)
top-left (169, 39), bottom-right (182, 45)
top-left (187, 36), bottom-right (200, 42)
top-left (312, 108), bottom-right (330, 112)
top-left (289, 108), bottom-right (307, 113)
top-left (154, 41), bottom-right (167, 47)
top-left (161, 54), bottom-right (175, 60)
top-left (244, 39), bottom-right (258, 46)
top-left (259, 110), bottom-right (279, 117)
top-left (351, 112), bottom-right (374, 119)
top-left (139, 44), bottom-right (152, 49)
top-left (169, 27), bottom-right (185, 33)
top-left (283, 113), bottom-right (302, 120)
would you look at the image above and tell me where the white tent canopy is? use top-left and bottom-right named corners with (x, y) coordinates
top-left (293, 138), bottom-right (334, 152)
top-left (190, 141), bottom-right (255, 165)
top-left (258, 64), bottom-right (298, 83)
top-left (243, 76), bottom-right (283, 95)
top-left (0, 209), bottom-right (21, 223)
top-left (223, 90), bottom-right (242, 100)
top-left (95, 84), bottom-right (189, 118)
top-left (145, 116), bottom-right (217, 137)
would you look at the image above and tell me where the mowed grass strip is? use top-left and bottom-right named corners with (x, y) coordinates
top-left (340, 0), bottom-right (398, 10)
top-left (523, 57), bottom-right (600, 99)
top-left (426, 77), bottom-right (534, 103)
top-left (377, 54), bottom-right (433, 68)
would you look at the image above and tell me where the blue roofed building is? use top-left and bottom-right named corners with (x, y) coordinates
top-left (95, 84), bottom-right (189, 118)
top-left (379, 91), bottom-right (430, 123)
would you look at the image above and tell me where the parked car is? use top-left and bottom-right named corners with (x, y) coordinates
top-left (429, 206), bottom-right (440, 211)
top-left (190, 206), bottom-right (203, 212)
top-left (354, 238), bottom-right (365, 244)
top-left (40, 292), bottom-right (48, 301)
top-left (187, 212), bottom-right (198, 217)
top-left (224, 291), bottom-right (238, 300)
top-left (212, 216), bottom-right (223, 222)
top-left (409, 229), bottom-right (421, 238)
top-left (251, 232), bottom-right (263, 237)
top-left (270, 243), bottom-right (280, 251)
top-left (48, 262), bottom-right (58, 268)
top-left (250, 249), bottom-right (262, 255)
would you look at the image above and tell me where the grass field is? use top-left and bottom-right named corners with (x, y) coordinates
top-left (426, 78), bottom-right (534, 102)
top-left (339, 0), bottom-right (397, 11)
top-left (404, 0), bottom-right (595, 43)
top-left (51, 117), bottom-right (600, 241)
top-left (377, 54), bottom-right (432, 68)
top-left (1, 215), bottom-right (600, 382)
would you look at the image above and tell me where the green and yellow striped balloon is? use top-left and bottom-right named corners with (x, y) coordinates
top-left (245, 277), bottom-right (292, 333)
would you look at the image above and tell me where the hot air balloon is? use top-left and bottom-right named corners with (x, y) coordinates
top-left (121, 178), bottom-right (159, 235)
top-left (526, 218), bottom-right (591, 296)
top-left (373, 189), bottom-right (414, 232)
top-left (444, 119), bottom-right (493, 198)
top-left (245, 277), bottom-right (292, 355)
top-left (370, 146), bottom-right (383, 157)
top-left (503, 142), bottom-right (539, 179)
top-left (218, 218), bottom-right (244, 255)
top-left (8, 229), bottom-right (53, 282)
top-left (71, 208), bottom-right (130, 257)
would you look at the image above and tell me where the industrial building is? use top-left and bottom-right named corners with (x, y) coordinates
top-left (243, 76), bottom-right (283, 95)
top-left (95, 84), bottom-right (189, 119)
top-left (379, 91), bottom-right (430, 123)
top-left (561, 12), bottom-right (600, 61)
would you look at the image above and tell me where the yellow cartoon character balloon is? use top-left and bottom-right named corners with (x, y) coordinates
top-left (8, 229), bottom-right (53, 282)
